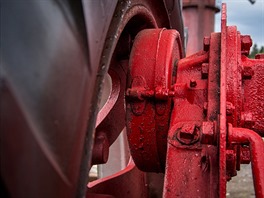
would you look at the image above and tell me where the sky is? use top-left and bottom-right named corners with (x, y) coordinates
top-left (214, 0), bottom-right (264, 47)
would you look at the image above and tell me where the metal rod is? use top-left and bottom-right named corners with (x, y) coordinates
top-left (177, 50), bottom-right (209, 70)
top-left (228, 124), bottom-right (264, 198)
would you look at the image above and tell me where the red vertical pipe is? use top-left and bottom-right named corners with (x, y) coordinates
top-left (229, 126), bottom-right (264, 198)
top-left (182, 0), bottom-right (219, 56)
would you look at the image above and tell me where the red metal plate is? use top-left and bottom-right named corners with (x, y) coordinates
top-left (219, 3), bottom-right (227, 196)
top-left (126, 28), bottom-right (183, 172)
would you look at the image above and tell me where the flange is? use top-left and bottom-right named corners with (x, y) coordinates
top-left (126, 28), bottom-right (183, 172)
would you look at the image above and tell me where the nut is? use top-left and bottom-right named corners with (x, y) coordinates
top-left (242, 66), bottom-right (254, 80)
top-left (241, 35), bottom-right (252, 55)
top-left (241, 112), bottom-right (255, 128)
top-left (201, 122), bottom-right (215, 144)
top-left (180, 124), bottom-right (196, 139)
top-left (176, 122), bottom-right (200, 145)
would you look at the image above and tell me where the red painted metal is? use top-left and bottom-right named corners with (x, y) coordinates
top-left (90, 3), bottom-right (264, 198)
top-left (91, 132), bottom-right (110, 165)
top-left (88, 0), bottom-right (177, 196)
top-left (242, 55), bottom-right (264, 136)
top-left (219, 4), bottom-right (228, 196)
top-left (87, 159), bottom-right (147, 198)
top-left (126, 28), bottom-right (183, 172)
top-left (126, 3), bottom-right (264, 197)
top-left (163, 30), bottom-right (220, 198)
top-left (228, 125), bottom-right (264, 198)
top-left (95, 65), bottom-right (127, 148)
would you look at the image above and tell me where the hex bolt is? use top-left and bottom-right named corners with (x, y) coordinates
top-left (190, 79), bottom-right (197, 87)
top-left (177, 123), bottom-right (200, 145)
top-left (201, 122), bottom-right (215, 145)
top-left (180, 124), bottom-right (196, 139)
top-left (241, 112), bottom-right (255, 128)
top-left (201, 63), bottom-right (209, 79)
top-left (242, 66), bottom-right (254, 80)
top-left (203, 36), bottom-right (210, 51)
top-left (241, 35), bottom-right (252, 55)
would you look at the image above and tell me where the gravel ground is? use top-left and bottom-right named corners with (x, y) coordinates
top-left (227, 164), bottom-right (255, 198)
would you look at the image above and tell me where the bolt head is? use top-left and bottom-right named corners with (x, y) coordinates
top-left (241, 35), bottom-right (252, 55)
top-left (241, 112), bottom-right (255, 128)
top-left (180, 124), bottom-right (196, 139)
top-left (242, 66), bottom-right (254, 80)
top-left (201, 122), bottom-right (215, 144)
top-left (176, 122), bottom-right (200, 145)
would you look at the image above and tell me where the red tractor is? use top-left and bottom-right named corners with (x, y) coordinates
top-left (1, 0), bottom-right (263, 197)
